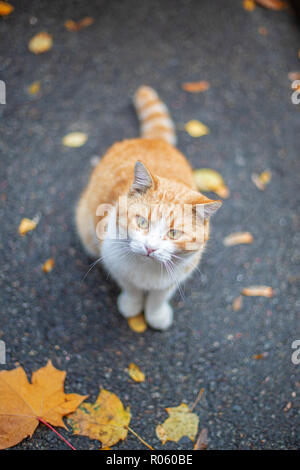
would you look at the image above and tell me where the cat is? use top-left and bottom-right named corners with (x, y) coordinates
top-left (76, 86), bottom-right (222, 330)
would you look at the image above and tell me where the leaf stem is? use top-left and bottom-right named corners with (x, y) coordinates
top-left (38, 417), bottom-right (76, 450)
top-left (127, 426), bottom-right (154, 450)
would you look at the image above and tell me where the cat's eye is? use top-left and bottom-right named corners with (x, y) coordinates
top-left (168, 229), bottom-right (182, 240)
top-left (136, 215), bottom-right (149, 230)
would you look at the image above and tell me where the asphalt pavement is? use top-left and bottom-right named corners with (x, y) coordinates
top-left (0, 0), bottom-right (299, 450)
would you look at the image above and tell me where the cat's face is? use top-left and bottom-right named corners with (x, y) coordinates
top-left (116, 162), bottom-right (222, 265)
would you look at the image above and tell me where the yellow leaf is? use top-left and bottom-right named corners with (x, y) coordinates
top-left (28, 81), bottom-right (40, 95)
top-left (156, 403), bottom-right (199, 444)
top-left (42, 258), bottom-right (55, 273)
top-left (69, 389), bottom-right (131, 447)
top-left (0, 1), bottom-right (13, 16)
top-left (251, 170), bottom-right (271, 190)
top-left (243, 0), bottom-right (256, 11)
top-left (233, 295), bottom-right (243, 311)
top-left (127, 313), bottom-right (147, 333)
top-left (128, 363), bottom-right (145, 382)
top-left (242, 286), bottom-right (274, 297)
top-left (223, 232), bottom-right (253, 246)
top-left (28, 32), bottom-right (53, 54)
top-left (194, 168), bottom-right (229, 198)
top-left (0, 361), bottom-right (87, 449)
top-left (18, 218), bottom-right (37, 236)
top-left (185, 120), bottom-right (209, 137)
top-left (62, 132), bottom-right (88, 147)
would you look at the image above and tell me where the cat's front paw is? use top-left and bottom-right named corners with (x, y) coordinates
top-left (145, 303), bottom-right (173, 331)
top-left (117, 291), bottom-right (143, 318)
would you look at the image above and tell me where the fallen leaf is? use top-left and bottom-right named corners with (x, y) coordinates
top-left (242, 286), bottom-right (274, 297)
top-left (255, 0), bottom-right (287, 10)
top-left (258, 26), bottom-right (268, 35)
top-left (28, 32), bottom-right (53, 54)
top-left (288, 71), bottom-right (300, 81)
top-left (243, 0), bottom-right (256, 11)
top-left (0, 1), bottom-right (13, 16)
top-left (65, 17), bottom-right (94, 32)
top-left (62, 132), bottom-right (88, 147)
top-left (223, 232), bottom-right (253, 246)
top-left (42, 258), bottom-right (55, 273)
top-left (68, 389), bottom-right (131, 447)
top-left (233, 295), bottom-right (243, 311)
top-left (28, 81), bottom-right (41, 95)
top-left (194, 168), bottom-right (230, 198)
top-left (18, 217), bottom-right (37, 236)
top-left (127, 313), bottom-right (147, 333)
top-left (156, 403), bottom-right (199, 444)
top-left (194, 427), bottom-right (208, 450)
top-left (182, 81), bottom-right (210, 93)
top-left (0, 361), bottom-right (87, 449)
top-left (128, 363), bottom-right (145, 383)
top-left (283, 402), bottom-right (292, 412)
top-left (252, 352), bottom-right (268, 359)
top-left (251, 170), bottom-right (271, 190)
top-left (185, 120), bottom-right (209, 137)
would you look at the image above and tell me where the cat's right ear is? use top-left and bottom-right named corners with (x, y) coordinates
top-left (131, 161), bottom-right (154, 193)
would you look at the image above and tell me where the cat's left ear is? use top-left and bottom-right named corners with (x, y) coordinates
top-left (131, 161), bottom-right (155, 193)
top-left (193, 194), bottom-right (222, 219)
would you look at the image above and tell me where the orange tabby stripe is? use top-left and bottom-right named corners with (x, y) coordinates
top-left (134, 86), bottom-right (176, 146)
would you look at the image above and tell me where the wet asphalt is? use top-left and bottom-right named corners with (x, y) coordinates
top-left (0, 0), bottom-right (299, 450)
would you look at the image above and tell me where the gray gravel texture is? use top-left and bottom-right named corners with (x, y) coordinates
top-left (0, 0), bottom-right (299, 450)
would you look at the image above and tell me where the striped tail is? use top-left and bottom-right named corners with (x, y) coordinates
top-left (133, 86), bottom-right (177, 146)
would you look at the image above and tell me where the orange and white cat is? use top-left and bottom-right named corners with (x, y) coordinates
top-left (76, 86), bottom-right (221, 330)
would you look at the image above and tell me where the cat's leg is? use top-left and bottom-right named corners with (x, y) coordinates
top-left (145, 285), bottom-right (176, 330)
top-left (117, 280), bottom-right (144, 319)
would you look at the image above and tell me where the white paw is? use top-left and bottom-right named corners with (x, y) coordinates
top-left (117, 291), bottom-right (143, 318)
top-left (145, 303), bottom-right (173, 331)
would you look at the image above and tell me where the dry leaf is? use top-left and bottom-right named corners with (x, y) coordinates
top-left (252, 352), bottom-right (268, 359)
top-left (288, 71), bottom-right (300, 81)
top-left (255, 0), bottom-right (287, 10)
top-left (127, 313), bottom-right (147, 333)
top-left (223, 232), bottom-right (253, 246)
top-left (182, 81), bottom-right (210, 93)
top-left (0, 1), bottom-right (13, 16)
top-left (194, 427), bottom-right (208, 450)
top-left (283, 402), bottom-right (292, 412)
top-left (69, 389), bottom-right (131, 447)
top-left (28, 32), bottom-right (53, 54)
top-left (128, 363), bottom-right (145, 383)
top-left (242, 286), bottom-right (274, 297)
top-left (28, 81), bottom-right (41, 95)
top-left (0, 360), bottom-right (87, 449)
top-left (233, 295), bottom-right (243, 311)
top-left (194, 168), bottom-right (229, 198)
top-left (251, 170), bottom-right (271, 190)
top-left (185, 120), bottom-right (209, 137)
top-left (62, 132), bottom-right (88, 148)
top-left (243, 0), bottom-right (256, 11)
top-left (18, 217), bottom-right (37, 236)
top-left (42, 258), bottom-right (55, 273)
top-left (258, 26), bottom-right (268, 35)
top-left (156, 403), bottom-right (199, 444)
top-left (65, 17), bottom-right (94, 32)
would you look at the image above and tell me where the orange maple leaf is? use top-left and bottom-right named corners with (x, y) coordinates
top-left (0, 360), bottom-right (87, 449)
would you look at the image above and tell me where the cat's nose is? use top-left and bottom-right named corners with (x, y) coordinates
top-left (146, 246), bottom-right (156, 256)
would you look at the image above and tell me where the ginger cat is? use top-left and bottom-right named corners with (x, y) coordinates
top-left (76, 86), bottom-right (222, 330)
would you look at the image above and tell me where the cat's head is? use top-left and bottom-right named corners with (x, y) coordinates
top-left (116, 161), bottom-right (222, 264)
